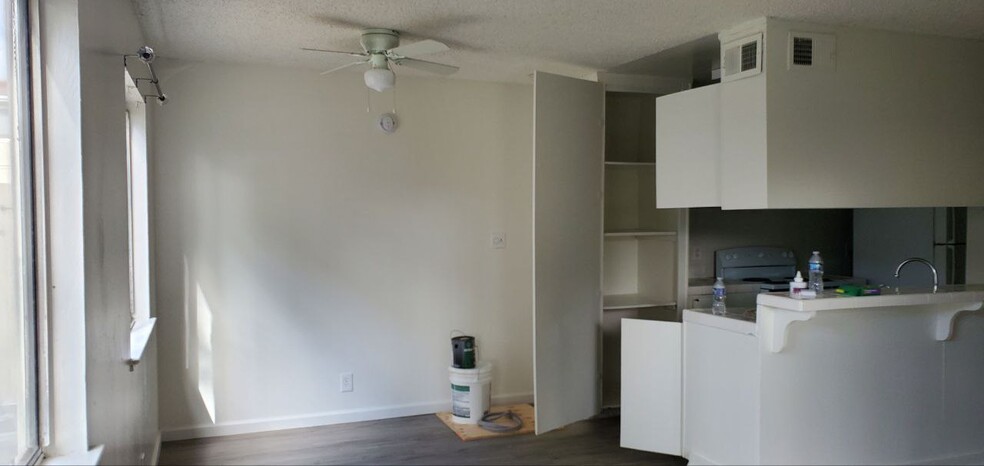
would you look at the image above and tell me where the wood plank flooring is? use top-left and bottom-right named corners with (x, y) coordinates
top-left (159, 414), bottom-right (687, 465)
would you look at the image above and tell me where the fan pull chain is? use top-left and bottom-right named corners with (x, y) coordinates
top-left (391, 85), bottom-right (398, 114)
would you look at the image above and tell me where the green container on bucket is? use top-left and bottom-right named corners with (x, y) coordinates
top-left (451, 336), bottom-right (475, 369)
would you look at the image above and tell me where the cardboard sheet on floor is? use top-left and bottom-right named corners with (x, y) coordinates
top-left (435, 403), bottom-right (536, 441)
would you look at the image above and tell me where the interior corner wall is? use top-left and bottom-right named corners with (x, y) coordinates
top-left (151, 61), bottom-right (534, 439)
top-left (78, 1), bottom-right (159, 464)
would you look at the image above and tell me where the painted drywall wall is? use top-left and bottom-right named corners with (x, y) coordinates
top-left (37, 0), bottom-right (88, 457)
top-left (688, 208), bottom-right (853, 279)
top-left (152, 61), bottom-right (533, 439)
top-left (853, 208), bottom-right (935, 287)
top-left (78, 1), bottom-right (159, 464)
top-left (764, 19), bottom-right (984, 208)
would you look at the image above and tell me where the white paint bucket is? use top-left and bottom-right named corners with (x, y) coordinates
top-left (449, 362), bottom-right (492, 424)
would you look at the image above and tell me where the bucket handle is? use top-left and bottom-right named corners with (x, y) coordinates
top-left (450, 329), bottom-right (466, 339)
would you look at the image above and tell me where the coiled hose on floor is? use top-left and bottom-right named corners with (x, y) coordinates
top-left (478, 410), bottom-right (524, 433)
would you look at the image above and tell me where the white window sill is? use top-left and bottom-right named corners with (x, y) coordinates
top-left (42, 445), bottom-right (103, 465)
top-left (127, 317), bottom-right (157, 371)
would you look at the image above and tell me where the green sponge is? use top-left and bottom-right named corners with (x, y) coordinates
top-left (835, 285), bottom-right (881, 296)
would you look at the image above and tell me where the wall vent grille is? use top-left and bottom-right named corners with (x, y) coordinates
top-left (787, 32), bottom-right (835, 71)
top-left (792, 37), bottom-right (813, 65)
top-left (741, 42), bottom-right (758, 71)
top-left (722, 33), bottom-right (763, 82)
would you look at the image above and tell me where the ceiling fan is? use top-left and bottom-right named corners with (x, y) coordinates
top-left (303, 28), bottom-right (459, 92)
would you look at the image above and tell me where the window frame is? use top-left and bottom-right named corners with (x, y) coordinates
top-left (123, 68), bottom-right (155, 370)
top-left (2, 0), bottom-right (42, 463)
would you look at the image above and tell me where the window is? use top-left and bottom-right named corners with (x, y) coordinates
top-left (0, 0), bottom-right (39, 463)
top-left (124, 69), bottom-right (154, 367)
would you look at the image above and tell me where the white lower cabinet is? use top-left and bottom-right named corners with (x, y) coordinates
top-left (681, 315), bottom-right (758, 465)
top-left (621, 315), bottom-right (757, 464)
top-left (620, 319), bottom-right (681, 455)
top-left (622, 304), bottom-right (984, 465)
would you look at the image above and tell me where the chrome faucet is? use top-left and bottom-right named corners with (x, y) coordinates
top-left (894, 257), bottom-right (939, 292)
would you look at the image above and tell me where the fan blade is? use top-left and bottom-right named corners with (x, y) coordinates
top-left (388, 39), bottom-right (449, 58)
top-left (302, 47), bottom-right (367, 59)
top-left (320, 61), bottom-right (366, 75)
top-left (392, 57), bottom-right (459, 76)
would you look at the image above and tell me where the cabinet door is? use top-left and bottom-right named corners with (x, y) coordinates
top-left (620, 318), bottom-right (682, 455)
top-left (655, 84), bottom-right (721, 208)
top-left (533, 71), bottom-right (604, 434)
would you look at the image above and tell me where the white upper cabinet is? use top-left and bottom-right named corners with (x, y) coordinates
top-left (655, 84), bottom-right (721, 208)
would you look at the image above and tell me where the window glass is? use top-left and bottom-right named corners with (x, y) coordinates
top-left (0, 0), bottom-right (39, 464)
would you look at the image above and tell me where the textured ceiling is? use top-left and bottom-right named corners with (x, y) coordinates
top-left (132, 0), bottom-right (984, 83)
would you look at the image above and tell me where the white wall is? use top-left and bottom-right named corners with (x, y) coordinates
top-left (151, 61), bottom-right (534, 439)
top-left (77, 2), bottom-right (159, 464)
top-left (765, 19), bottom-right (984, 208)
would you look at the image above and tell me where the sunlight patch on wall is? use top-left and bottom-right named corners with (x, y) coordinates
top-left (196, 283), bottom-right (216, 423)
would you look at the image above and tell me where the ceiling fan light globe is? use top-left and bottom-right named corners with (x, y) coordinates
top-left (364, 68), bottom-right (395, 92)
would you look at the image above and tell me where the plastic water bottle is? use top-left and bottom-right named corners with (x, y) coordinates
top-left (712, 277), bottom-right (727, 315)
top-left (808, 251), bottom-right (824, 294)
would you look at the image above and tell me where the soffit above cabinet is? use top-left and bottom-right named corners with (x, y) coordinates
top-left (656, 17), bottom-right (984, 209)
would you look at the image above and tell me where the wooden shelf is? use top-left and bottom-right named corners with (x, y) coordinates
top-left (603, 294), bottom-right (676, 310)
top-left (604, 230), bottom-right (676, 238)
top-left (604, 161), bottom-right (655, 167)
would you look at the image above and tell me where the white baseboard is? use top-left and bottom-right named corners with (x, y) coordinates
top-left (912, 451), bottom-right (984, 465)
top-left (150, 432), bottom-right (161, 465)
top-left (685, 452), bottom-right (717, 465)
top-left (161, 392), bottom-right (533, 442)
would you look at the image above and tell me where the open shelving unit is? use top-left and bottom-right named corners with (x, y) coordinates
top-left (601, 91), bottom-right (684, 408)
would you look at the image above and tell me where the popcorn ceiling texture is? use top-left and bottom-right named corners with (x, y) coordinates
top-left (132, 0), bottom-right (984, 83)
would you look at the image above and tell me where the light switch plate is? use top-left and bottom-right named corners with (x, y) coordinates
top-left (490, 231), bottom-right (506, 249)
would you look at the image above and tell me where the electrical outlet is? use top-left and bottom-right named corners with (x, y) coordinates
top-left (340, 372), bottom-right (354, 392)
top-left (490, 231), bottom-right (506, 249)
top-left (693, 247), bottom-right (702, 260)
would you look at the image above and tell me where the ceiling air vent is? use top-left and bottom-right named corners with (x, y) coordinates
top-left (722, 33), bottom-right (763, 82)
top-left (788, 32), bottom-right (836, 71)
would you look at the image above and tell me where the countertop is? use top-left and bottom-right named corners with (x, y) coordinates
top-left (757, 284), bottom-right (984, 312)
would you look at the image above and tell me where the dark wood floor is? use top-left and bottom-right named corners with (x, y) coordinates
top-left (160, 413), bottom-right (687, 465)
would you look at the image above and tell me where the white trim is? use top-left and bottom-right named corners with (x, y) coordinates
top-left (35, 0), bottom-right (88, 457)
top-left (150, 432), bottom-right (161, 466)
top-left (684, 451), bottom-right (717, 465)
top-left (127, 317), bottom-right (156, 369)
top-left (41, 445), bottom-right (103, 466)
top-left (161, 392), bottom-right (533, 442)
top-left (911, 451), bottom-right (984, 466)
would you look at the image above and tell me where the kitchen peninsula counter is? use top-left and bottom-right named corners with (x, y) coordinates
top-left (679, 287), bottom-right (984, 465)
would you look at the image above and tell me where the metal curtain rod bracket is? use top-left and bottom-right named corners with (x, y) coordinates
top-left (124, 45), bottom-right (167, 105)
